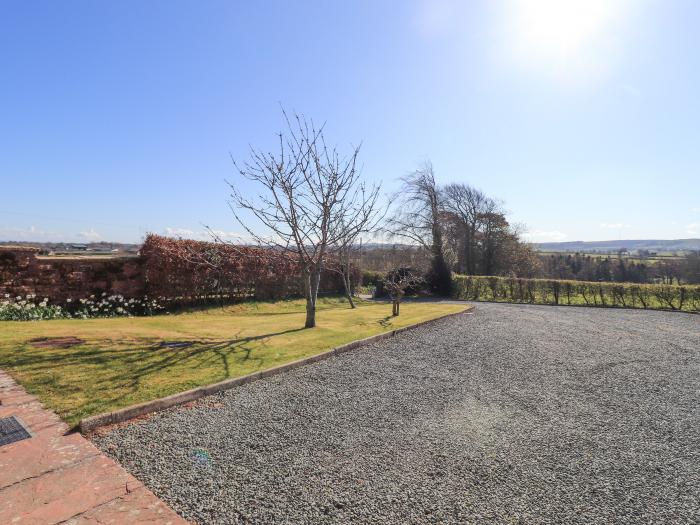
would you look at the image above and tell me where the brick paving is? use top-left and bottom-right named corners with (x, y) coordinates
top-left (0, 370), bottom-right (188, 525)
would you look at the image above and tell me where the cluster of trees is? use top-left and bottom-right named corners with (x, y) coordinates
top-left (539, 253), bottom-right (651, 283)
top-left (386, 162), bottom-right (540, 293)
top-left (539, 252), bottom-right (700, 285)
top-left (654, 253), bottom-right (700, 284)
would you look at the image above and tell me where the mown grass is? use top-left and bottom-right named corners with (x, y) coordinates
top-left (0, 297), bottom-right (466, 427)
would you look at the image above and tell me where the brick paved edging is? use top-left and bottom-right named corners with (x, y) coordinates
top-left (80, 305), bottom-right (473, 433)
top-left (0, 370), bottom-right (188, 524)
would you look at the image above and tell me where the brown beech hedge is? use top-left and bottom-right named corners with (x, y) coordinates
top-left (141, 235), bottom-right (359, 303)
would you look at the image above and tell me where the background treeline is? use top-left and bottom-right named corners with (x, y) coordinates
top-left (386, 162), bottom-right (540, 294)
top-left (453, 275), bottom-right (700, 312)
top-left (357, 247), bottom-right (700, 285)
top-left (513, 251), bottom-right (699, 284)
top-left (360, 160), bottom-right (700, 308)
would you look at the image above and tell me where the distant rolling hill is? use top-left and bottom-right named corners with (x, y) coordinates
top-left (535, 239), bottom-right (700, 253)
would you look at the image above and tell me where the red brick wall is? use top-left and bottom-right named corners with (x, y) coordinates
top-left (0, 247), bottom-right (145, 303)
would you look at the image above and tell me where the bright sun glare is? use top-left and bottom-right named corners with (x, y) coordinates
top-left (503, 0), bottom-right (626, 81)
top-left (516, 0), bottom-right (614, 56)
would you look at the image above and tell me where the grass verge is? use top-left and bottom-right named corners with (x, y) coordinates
top-left (0, 297), bottom-right (466, 427)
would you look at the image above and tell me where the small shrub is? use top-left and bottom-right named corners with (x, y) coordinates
top-left (375, 267), bottom-right (423, 298)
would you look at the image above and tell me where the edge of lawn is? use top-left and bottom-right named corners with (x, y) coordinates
top-left (80, 303), bottom-right (473, 434)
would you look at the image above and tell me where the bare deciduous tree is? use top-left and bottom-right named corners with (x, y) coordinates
top-left (328, 238), bottom-right (365, 309)
top-left (228, 110), bottom-right (381, 328)
top-left (382, 268), bottom-right (424, 316)
top-left (442, 183), bottom-right (493, 275)
top-left (387, 162), bottom-right (451, 295)
top-left (325, 189), bottom-right (386, 308)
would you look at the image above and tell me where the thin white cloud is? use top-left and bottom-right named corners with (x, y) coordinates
top-left (692, 207), bottom-right (700, 213)
top-left (210, 230), bottom-right (248, 242)
top-left (599, 222), bottom-right (631, 229)
top-left (164, 227), bottom-right (248, 243)
top-left (522, 230), bottom-right (568, 243)
top-left (0, 225), bottom-right (56, 241)
top-left (687, 223), bottom-right (700, 236)
top-left (165, 227), bottom-right (197, 238)
top-left (77, 228), bottom-right (101, 241)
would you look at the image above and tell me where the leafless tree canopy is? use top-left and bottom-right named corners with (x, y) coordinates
top-left (442, 183), bottom-right (499, 275)
top-left (387, 162), bottom-right (441, 250)
top-left (228, 110), bottom-right (383, 327)
top-left (386, 162), bottom-right (452, 294)
top-left (383, 162), bottom-right (541, 284)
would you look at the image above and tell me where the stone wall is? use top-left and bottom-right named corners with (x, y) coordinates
top-left (0, 247), bottom-right (145, 303)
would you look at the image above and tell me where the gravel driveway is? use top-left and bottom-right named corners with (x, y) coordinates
top-left (94, 303), bottom-right (700, 524)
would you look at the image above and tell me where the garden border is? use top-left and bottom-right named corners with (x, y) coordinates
top-left (79, 305), bottom-right (473, 433)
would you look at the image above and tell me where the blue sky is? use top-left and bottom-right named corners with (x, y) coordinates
top-left (1, 0), bottom-right (699, 244)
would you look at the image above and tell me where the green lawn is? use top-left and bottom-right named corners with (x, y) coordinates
top-left (0, 297), bottom-right (466, 427)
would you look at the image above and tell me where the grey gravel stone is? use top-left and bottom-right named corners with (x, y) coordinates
top-left (93, 303), bottom-right (700, 524)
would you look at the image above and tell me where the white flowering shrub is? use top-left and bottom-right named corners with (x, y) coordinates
top-left (0, 295), bottom-right (67, 321)
top-left (0, 293), bottom-right (166, 321)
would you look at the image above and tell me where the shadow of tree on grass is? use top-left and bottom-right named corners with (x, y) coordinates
top-left (2, 327), bottom-right (307, 421)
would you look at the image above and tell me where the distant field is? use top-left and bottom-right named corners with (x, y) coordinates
top-left (535, 239), bottom-right (700, 252)
top-left (538, 251), bottom-right (686, 264)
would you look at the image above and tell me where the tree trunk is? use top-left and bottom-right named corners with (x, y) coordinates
top-left (304, 267), bottom-right (321, 328)
top-left (467, 225), bottom-right (476, 274)
top-left (342, 271), bottom-right (356, 308)
top-left (463, 227), bottom-right (473, 275)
